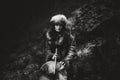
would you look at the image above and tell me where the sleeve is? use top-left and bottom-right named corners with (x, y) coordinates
top-left (64, 40), bottom-right (76, 62)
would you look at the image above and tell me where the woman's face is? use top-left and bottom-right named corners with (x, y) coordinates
top-left (54, 24), bottom-right (62, 32)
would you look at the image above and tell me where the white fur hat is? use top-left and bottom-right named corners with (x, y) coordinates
top-left (50, 14), bottom-right (67, 23)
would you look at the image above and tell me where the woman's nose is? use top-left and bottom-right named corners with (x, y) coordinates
top-left (55, 25), bottom-right (60, 28)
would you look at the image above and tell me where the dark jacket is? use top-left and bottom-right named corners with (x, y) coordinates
top-left (45, 27), bottom-right (76, 63)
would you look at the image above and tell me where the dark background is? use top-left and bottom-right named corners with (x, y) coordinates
top-left (0, 0), bottom-right (56, 66)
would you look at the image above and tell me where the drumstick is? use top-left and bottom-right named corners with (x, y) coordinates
top-left (54, 48), bottom-right (57, 74)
